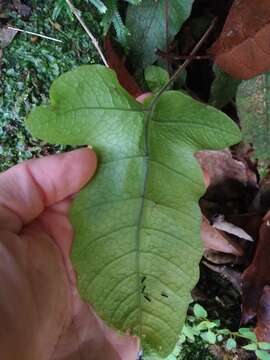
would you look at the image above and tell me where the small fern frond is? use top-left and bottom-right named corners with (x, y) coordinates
top-left (112, 8), bottom-right (129, 46)
top-left (87, 0), bottom-right (108, 14)
top-left (125, 0), bottom-right (142, 4)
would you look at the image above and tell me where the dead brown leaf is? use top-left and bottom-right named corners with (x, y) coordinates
top-left (255, 286), bottom-right (270, 343)
top-left (201, 216), bottom-right (244, 256)
top-left (213, 215), bottom-right (253, 242)
top-left (226, 213), bottom-right (262, 243)
top-left (209, 0), bottom-right (270, 80)
top-left (195, 150), bottom-right (256, 188)
top-left (241, 214), bottom-right (270, 324)
top-left (203, 250), bottom-right (237, 265)
top-left (0, 25), bottom-right (17, 48)
top-left (12, 0), bottom-right (31, 17)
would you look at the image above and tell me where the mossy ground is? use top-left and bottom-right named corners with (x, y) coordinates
top-left (0, 0), bottom-right (101, 171)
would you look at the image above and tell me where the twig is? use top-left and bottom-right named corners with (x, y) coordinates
top-left (156, 49), bottom-right (211, 61)
top-left (150, 17), bottom-right (217, 110)
top-left (7, 26), bottom-right (63, 43)
top-left (65, 0), bottom-right (109, 67)
top-left (174, 55), bottom-right (211, 60)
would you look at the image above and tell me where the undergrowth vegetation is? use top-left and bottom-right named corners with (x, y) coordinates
top-left (2, 0), bottom-right (270, 359)
top-left (0, 0), bottom-right (100, 170)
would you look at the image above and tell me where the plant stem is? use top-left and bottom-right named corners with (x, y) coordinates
top-left (65, 0), bottom-right (109, 67)
top-left (150, 17), bottom-right (217, 111)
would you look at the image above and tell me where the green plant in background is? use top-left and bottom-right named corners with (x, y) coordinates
top-left (0, 0), bottom-right (101, 171)
top-left (53, 0), bottom-right (142, 46)
top-left (26, 64), bottom-right (240, 358)
top-left (2, 1), bottom-right (267, 359)
top-left (126, 0), bottom-right (195, 69)
top-left (179, 304), bottom-right (270, 360)
top-left (236, 72), bottom-right (270, 176)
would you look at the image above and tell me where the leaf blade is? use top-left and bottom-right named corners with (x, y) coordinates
top-left (236, 72), bottom-right (270, 165)
top-left (26, 65), bottom-right (241, 357)
top-left (126, 0), bottom-right (194, 68)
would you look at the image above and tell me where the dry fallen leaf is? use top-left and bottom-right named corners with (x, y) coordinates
top-left (241, 214), bottom-right (270, 324)
top-left (12, 0), bottom-right (31, 17)
top-left (201, 216), bottom-right (244, 256)
top-left (255, 286), bottom-right (270, 343)
top-left (0, 25), bottom-right (17, 49)
top-left (225, 213), bottom-right (262, 242)
top-left (213, 215), bottom-right (253, 242)
top-left (195, 150), bottom-right (256, 188)
top-left (209, 0), bottom-right (270, 80)
top-left (203, 250), bottom-right (237, 265)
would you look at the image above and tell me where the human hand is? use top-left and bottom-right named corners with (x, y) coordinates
top-left (0, 148), bottom-right (139, 360)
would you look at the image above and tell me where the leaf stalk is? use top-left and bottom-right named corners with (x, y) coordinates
top-left (65, 0), bottom-right (109, 67)
top-left (150, 17), bottom-right (217, 111)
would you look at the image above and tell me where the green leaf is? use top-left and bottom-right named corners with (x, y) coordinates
top-left (125, 0), bottom-right (142, 4)
top-left (210, 65), bottom-right (240, 109)
top-left (239, 328), bottom-right (257, 342)
top-left (236, 72), bottom-right (270, 164)
top-left (201, 331), bottom-right (216, 344)
top-left (259, 342), bottom-right (270, 350)
top-left (26, 64), bottom-right (241, 358)
top-left (242, 343), bottom-right (258, 351)
top-left (178, 334), bottom-right (186, 344)
top-left (188, 315), bottom-right (196, 322)
top-left (126, 0), bottom-right (195, 68)
top-left (217, 335), bottom-right (223, 342)
top-left (196, 320), bottom-right (217, 331)
top-left (226, 338), bottom-right (237, 350)
top-left (88, 0), bottom-right (107, 14)
top-left (182, 325), bottom-right (195, 342)
top-left (145, 65), bottom-right (170, 92)
top-left (196, 321), bottom-right (209, 331)
top-left (256, 350), bottom-right (270, 360)
top-left (193, 303), bottom-right (208, 318)
top-left (217, 328), bottom-right (230, 335)
top-left (165, 343), bottom-right (181, 360)
top-left (212, 319), bottom-right (221, 327)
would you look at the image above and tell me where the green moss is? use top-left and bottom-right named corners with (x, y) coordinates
top-left (0, 0), bottom-right (101, 171)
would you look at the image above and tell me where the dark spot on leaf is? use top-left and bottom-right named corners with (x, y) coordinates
top-left (144, 295), bottom-right (151, 302)
top-left (161, 291), bottom-right (168, 298)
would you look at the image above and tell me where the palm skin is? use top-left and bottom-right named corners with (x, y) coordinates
top-left (0, 148), bottom-right (138, 360)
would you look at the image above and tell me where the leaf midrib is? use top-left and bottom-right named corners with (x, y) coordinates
top-left (57, 106), bottom-right (149, 115)
top-left (135, 106), bottom-right (152, 337)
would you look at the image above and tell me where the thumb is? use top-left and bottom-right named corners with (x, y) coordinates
top-left (0, 148), bottom-right (97, 232)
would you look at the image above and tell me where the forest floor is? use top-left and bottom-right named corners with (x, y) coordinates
top-left (1, 1), bottom-right (268, 360)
